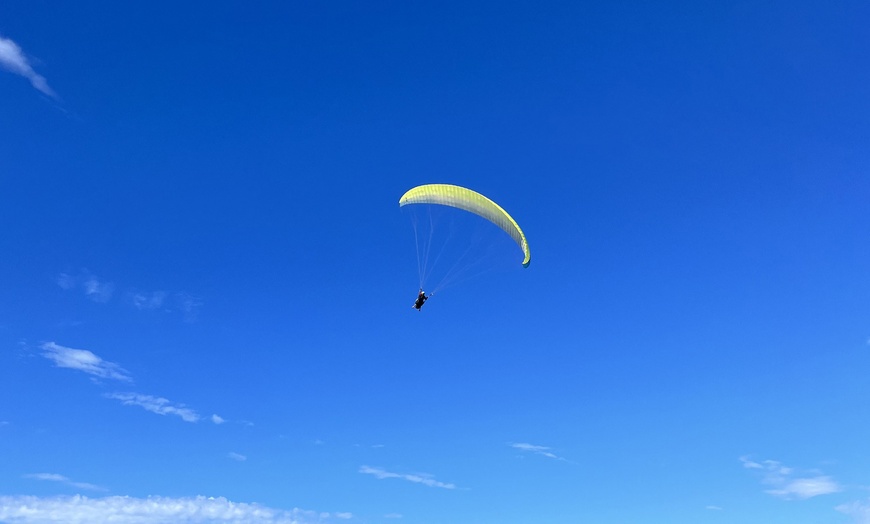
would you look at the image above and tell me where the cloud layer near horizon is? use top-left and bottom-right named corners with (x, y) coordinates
top-left (0, 495), bottom-right (340, 524)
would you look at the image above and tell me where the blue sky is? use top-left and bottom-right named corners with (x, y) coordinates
top-left (1, 1), bottom-right (869, 523)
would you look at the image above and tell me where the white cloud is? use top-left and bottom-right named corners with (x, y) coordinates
top-left (509, 442), bottom-right (564, 460)
top-left (25, 473), bottom-right (66, 482)
top-left (0, 495), bottom-right (327, 524)
top-left (40, 346), bottom-right (217, 426)
top-left (0, 35), bottom-right (56, 98)
top-left (740, 456), bottom-right (840, 500)
top-left (228, 452), bottom-right (247, 462)
top-left (705, 505), bottom-right (723, 511)
top-left (40, 342), bottom-right (131, 382)
top-left (384, 513), bottom-right (403, 519)
top-left (359, 466), bottom-right (456, 489)
top-left (837, 499), bottom-right (870, 524)
top-left (334, 513), bottom-right (352, 519)
top-left (106, 393), bottom-right (200, 423)
top-left (767, 476), bottom-right (840, 499)
top-left (24, 473), bottom-right (105, 492)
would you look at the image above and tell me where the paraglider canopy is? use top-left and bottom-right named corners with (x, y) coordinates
top-left (399, 184), bottom-right (531, 267)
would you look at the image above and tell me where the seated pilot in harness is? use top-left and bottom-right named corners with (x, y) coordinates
top-left (412, 289), bottom-right (429, 311)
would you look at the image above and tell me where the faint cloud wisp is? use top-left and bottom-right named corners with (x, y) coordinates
top-left (837, 499), bottom-right (870, 524)
top-left (24, 473), bottom-right (106, 492)
top-left (174, 292), bottom-right (203, 322)
top-left (359, 466), bottom-right (456, 489)
top-left (58, 271), bottom-right (201, 321)
top-left (40, 342), bottom-right (131, 382)
top-left (740, 456), bottom-right (841, 500)
top-left (129, 291), bottom-right (167, 310)
top-left (510, 442), bottom-right (565, 461)
top-left (106, 393), bottom-right (200, 423)
top-left (57, 271), bottom-right (114, 303)
top-left (0, 34), bottom-right (56, 97)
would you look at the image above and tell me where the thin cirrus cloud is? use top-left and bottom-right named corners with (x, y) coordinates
top-left (129, 291), bottom-right (168, 310)
top-left (0, 34), bottom-right (56, 98)
top-left (740, 456), bottom-right (841, 500)
top-left (39, 342), bottom-right (222, 425)
top-left (129, 291), bottom-right (202, 321)
top-left (227, 452), bottom-right (247, 462)
top-left (24, 473), bottom-right (106, 492)
top-left (57, 271), bottom-right (202, 320)
top-left (105, 393), bottom-right (202, 423)
top-left (0, 495), bottom-right (337, 524)
top-left (40, 342), bottom-right (131, 382)
top-left (57, 272), bottom-right (114, 303)
top-left (837, 499), bottom-right (870, 523)
top-left (510, 442), bottom-right (564, 461)
top-left (359, 466), bottom-right (456, 490)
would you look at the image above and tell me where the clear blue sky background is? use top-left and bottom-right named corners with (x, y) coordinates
top-left (2, 2), bottom-right (869, 523)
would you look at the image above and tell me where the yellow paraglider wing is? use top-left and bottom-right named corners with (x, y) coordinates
top-left (399, 184), bottom-right (531, 267)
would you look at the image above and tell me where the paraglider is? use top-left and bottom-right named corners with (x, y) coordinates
top-left (399, 184), bottom-right (531, 268)
top-left (400, 184), bottom-right (530, 309)
top-left (412, 289), bottom-right (429, 310)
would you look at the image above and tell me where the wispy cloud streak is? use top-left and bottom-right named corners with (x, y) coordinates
top-left (24, 473), bottom-right (106, 492)
top-left (740, 456), bottom-right (841, 500)
top-left (57, 272), bottom-right (114, 303)
top-left (0, 495), bottom-right (327, 523)
top-left (228, 452), bottom-right (247, 462)
top-left (359, 466), bottom-right (456, 489)
top-left (129, 291), bottom-right (167, 310)
top-left (106, 393), bottom-right (200, 423)
top-left (40, 343), bottom-right (220, 427)
top-left (175, 292), bottom-right (203, 322)
top-left (40, 342), bottom-right (131, 382)
top-left (510, 442), bottom-right (564, 460)
top-left (837, 499), bottom-right (870, 524)
top-left (0, 34), bottom-right (56, 97)
top-left (57, 271), bottom-right (201, 320)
